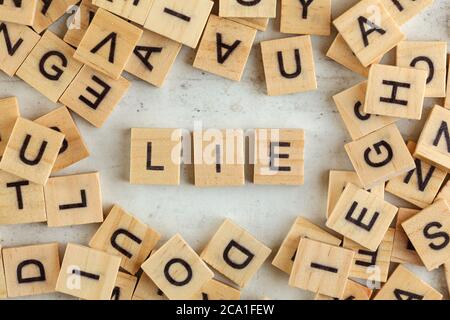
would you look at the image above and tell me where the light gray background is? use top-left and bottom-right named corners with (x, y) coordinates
top-left (0, 0), bottom-right (449, 300)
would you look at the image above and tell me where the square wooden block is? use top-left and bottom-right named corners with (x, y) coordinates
top-left (386, 141), bottom-right (446, 208)
top-left (130, 128), bottom-right (182, 185)
top-left (280, 0), bottom-right (331, 36)
top-left (0, 246), bottom-right (6, 299)
top-left (92, 0), bottom-right (153, 25)
top-left (111, 272), bottom-right (138, 300)
top-left (253, 128), bottom-right (304, 185)
top-left (396, 41), bottom-right (447, 98)
top-left (35, 106), bottom-right (90, 173)
top-left (0, 22), bottom-right (40, 77)
top-left (141, 234), bottom-right (214, 300)
top-left (2, 243), bottom-right (60, 298)
top-left (144, 0), bottom-right (213, 49)
top-left (74, 8), bottom-right (143, 80)
top-left (402, 199), bottom-right (450, 271)
top-left (228, 17), bottom-right (269, 31)
top-left (124, 29), bottom-right (181, 88)
top-left (190, 279), bottom-right (241, 300)
top-left (289, 238), bottom-right (354, 299)
top-left (0, 117), bottom-right (64, 185)
top-left (56, 243), bottom-right (121, 300)
top-left (326, 170), bottom-right (385, 218)
top-left (201, 219), bottom-right (271, 288)
top-left (333, 81), bottom-right (397, 141)
top-left (219, 0), bottom-right (276, 18)
top-left (314, 279), bottom-right (373, 300)
top-left (0, 96), bottom-right (20, 156)
top-left (364, 64), bottom-right (427, 120)
top-left (414, 105), bottom-right (450, 171)
top-left (194, 129), bottom-right (245, 187)
top-left (193, 15), bottom-right (256, 82)
top-left (380, 0), bottom-right (434, 25)
top-left (261, 35), bottom-right (317, 96)
top-left (0, 0), bottom-right (38, 25)
top-left (0, 170), bottom-right (46, 225)
top-left (326, 183), bottom-right (398, 251)
top-left (32, 0), bottom-right (80, 34)
top-left (132, 272), bottom-right (166, 300)
top-left (64, 0), bottom-right (99, 48)
top-left (16, 31), bottom-right (83, 103)
top-left (344, 123), bottom-right (415, 189)
top-left (343, 228), bottom-right (394, 282)
top-left (60, 65), bottom-right (131, 128)
top-left (374, 265), bottom-right (442, 300)
top-left (333, 0), bottom-right (404, 67)
top-left (89, 204), bottom-right (161, 274)
top-left (391, 208), bottom-right (422, 265)
top-left (326, 34), bottom-right (381, 78)
top-left (272, 216), bottom-right (341, 275)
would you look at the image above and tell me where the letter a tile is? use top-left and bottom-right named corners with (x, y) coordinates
top-left (200, 219), bottom-right (271, 288)
top-left (193, 15), bottom-right (257, 82)
top-left (326, 183), bottom-right (398, 251)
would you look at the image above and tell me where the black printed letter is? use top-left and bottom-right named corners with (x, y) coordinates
top-left (223, 240), bottom-right (255, 269)
top-left (364, 140), bottom-right (393, 168)
top-left (164, 258), bottom-right (193, 286)
top-left (39, 51), bottom-right (68, 81)
top-left (6, 180), bottom-right (29, 210)
top-left (110, 228), bottom-right (143, 258)
top-left (17, 259), bottom-right (46, 283)
top-left (423, 221), bottom-right (450, 250)
top-left (269, 142), bottom-right (291, 172)
top-left (358, 16), bottom-right (386, 47)
top-left (277, 49), bottom-right (301, 79)
top-left (78, 75), bottom-right (111, 110)
top-left (19, 134), bottom-right (48, 166)
top-left (216, 33), bottom-right (241, 64)
top-left (345, 201), bottom-right (379, 232)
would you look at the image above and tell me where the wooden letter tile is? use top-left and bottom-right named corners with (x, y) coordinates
top-left (0, 117), bottom-right (64, 185)
top-left (190, 279), bottom-right (241, 300)
top-left (391, 208), bottom-right (422, 265)
top-left (386, 141), bottom-right (446, 208)
top-left (260, 36), bottom-right (317, 96)
top-left (200, 219), bottom-right (271, 288)
top-left (92, 0), bottom-right (154, 25)
top-left (380, 0), bottom-right (434, 25)
top-left (111, 271), bottom-right (138, 300)
top-left (0, 0), bottom-right (38, 25)
top-left (64, 0), bottom-right (99, 48)
top-left (396, 41), bottom-right (447, 98)
top-left (0, 246), bottom-right (6, 299)
top-left (333, 0), bottom-right (404, 67)
top-left (2, 243), bottom-right (60, 298)
top-left (364, 64), bottom-right (427, 120)
top-left (60, 65), bottom-right (131, 128)
top-left (314, 279), bottom-right (373, 300)
top-left (333, 81), bottom-right (397, 141)
top-left (280, 0), bottom-right (331, 36)
top-left (414, 105), bottom-right (450, 171)
top-left (326, 183), bottom-right (398, 251)
top-left (344, 124), bottom-right (415, 188)
top-left (141, 234), bottom-right (214, 300)
top-left (272, 216), bottom-right (342, 274)
top-left (44, 172), bottom-right (103, 227)
top-left (74, 8), bottom-right (143, 80)
top-left (326, 170), bottom-right (385, 218)
top-left (56, 243), bottom-right (121, 300)
top-left (374, 265), bottom-right (442, 300)
top-left (144, 0), bottom-right (213, 49)
top-left (124, 29), bottom-right (181, 88)
top-left (0, 22), bottom-right (40, 77)
top-left (253, 129), bottom-right (304, 185)
top-left (16, 31), bottom-right (83, 103)
top-left (326, 34), bottom-right (381, 78)
top-left (89, 204), bottom-right (161, 274)
top-left (402, 199), bottom-right (450, 271)
top-left (130, 128), bottom-right (182, 185)
top-left (35, 106), bottom-right (90, 173)
top-left (289, 238), bottom-right (354, 298)
top-left (343, 228), bottom-right (395, 282)
top-left (219, 0), bottom-right (276, 18)
top-left (193, 15), bottom-right (256, 82)
top-left (0, 170), bottom-right (46, 225)
top-left (132, 272), bottom-right (166, 300)
top-left (32, 0), bottom-right (80, 34)
top-left (194, 129), bottom-right (245, 187)
top-left (0, 97), bottom-right (20, 156)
